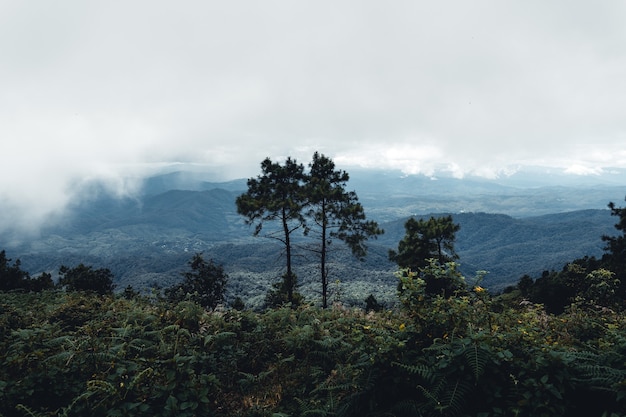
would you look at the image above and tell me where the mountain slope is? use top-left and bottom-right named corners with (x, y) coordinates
top-left (4, 182), bottom-right (618, 307)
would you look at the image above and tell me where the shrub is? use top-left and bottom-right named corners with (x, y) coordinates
top-left (165, 253), bottom-right (227, 310)
top-left (57, 264), bottom-right (115, 295)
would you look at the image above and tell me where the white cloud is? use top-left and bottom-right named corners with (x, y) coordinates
top-left (1, 0), bottom-right (626, 232)
top-left (564, 165), bottom-right (604, 176)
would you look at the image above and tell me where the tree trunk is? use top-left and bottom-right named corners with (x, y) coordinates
top-left (321, 206), bottom-right (328, 308)
top-left (282, 207), bottom-right (294, 304)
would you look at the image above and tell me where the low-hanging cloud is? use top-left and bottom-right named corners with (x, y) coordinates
top-left (1, 0), bottom-right (626, 234)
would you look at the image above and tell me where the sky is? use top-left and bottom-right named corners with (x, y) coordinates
top-left (2, 1), bottom-right (626, 232)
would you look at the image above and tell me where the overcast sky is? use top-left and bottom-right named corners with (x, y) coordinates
top-left (2, 1), bottom-right (626, 232)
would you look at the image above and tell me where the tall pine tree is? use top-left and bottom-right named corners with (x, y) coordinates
top-left (304, 152), bottom-right (383, 308)
top-left (236, 157), bottom-right (306, 306)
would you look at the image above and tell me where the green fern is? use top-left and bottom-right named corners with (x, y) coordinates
top-left (416, 375), bottom-right (474, 417)
top-left (390, 399), bottom-right (422, 417)
top-left (437, 377), bottom-right (474, 416)
top-left (314, 333), bottom-right (348, 349)
top-left (393, 361), bottom-right (434, 382)
top-left (295, 397), bottom-right (334, 417)
top-left (396, 337), bottom-right (492, 416)
top-left (558, 350), bottom-right (626, 393)
top-left (462, 341), bottom-right (489, 382)
top-left (15, 404), bottom-right (44, 417)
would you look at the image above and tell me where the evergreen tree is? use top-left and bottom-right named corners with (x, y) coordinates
top-left (601, 197), bottom-right (626, 299)
top-left (304, 152), bottom-right (383, 308)
top-left (0, 250), bottom-right (29, 291)
top-left (236, 157), bottom-right (306, 306)
top-left (166, 253), bottom-right (228, 310)
top-left (27, 272), bottom-right (54, 292)
top-left (58, 264), bottom-right (115, 295)
top-left (389, 215), bottom-right (460, 271)
top-left (390, 216), bottom-right (461, 297)
top-left (602, 198), bottom-right (626, 278)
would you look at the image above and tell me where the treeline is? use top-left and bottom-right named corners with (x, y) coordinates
top-left (0, 253), bottom-right (116, 296)
top-left (0, 250), bottom-right (229, 310)
top-left (0, 250), bottom-right (54, 292)
top-left (508, 199), bottom-right (626, 314)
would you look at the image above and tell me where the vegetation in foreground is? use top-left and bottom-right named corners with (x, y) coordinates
top-left (1, 258), bottom-right (626, 417)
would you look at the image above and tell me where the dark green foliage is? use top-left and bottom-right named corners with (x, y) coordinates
top-left (2, 289), bottom-right (626, 416)
top-left (393, 262), bottom-right (626, 417)
top-left (0, 250), bottom-right (29, 291)
top-left (517, 274), bottom-right (534, 297)
top-left (264, 273), bottom-right (304, 309)
top-left (122, 284), bottom-right (139, 299)
top-left (0, 250), bottom-right (53, 292)
top-left (517, 258), bottom-right (622, 314)
top-left (237, 157), bottom-right (307, 305)
top-left (390, 217), bottom-right (465, 305)
top-left (389, 215), bottom-right (460, 271)
top-left (28, 272), bottom-right (55, 292)
top-left (603, 198), bottom-right (626, 267)
top-left (165, 253), bottom-right (227, 310)
top-left (57, 263), bottom-right (115, 295)
top-left (231, 296), bottom-right (246, 310)
top-left (237, 153), bottom-right (382, 308)
top-left (305, 152), bottom-right (383, 308)
top-left (395, 336), bottom-right (492, 416)
top-left (364, 294), bottom-right (382, 312)
top-left (603, 197), bottom-right (626, 300)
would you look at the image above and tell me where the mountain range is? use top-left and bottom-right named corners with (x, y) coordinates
top-left (2, 167), bottom-right (624, 308)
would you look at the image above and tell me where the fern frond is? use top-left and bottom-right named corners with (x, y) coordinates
top-left (15, 404), bottom-right (44, 417)
top-left (45, 334), bottom-right (76, 347)
top-left (295, 397), bottom-right (334, 417)
top-left (438, 377), bottom-right (473, 416)
top-left (161, 324), bottom-right (181, 333)
top-left (44, 350), bottom-right (74, 366)
top-left (309, 349), bottom-right (334, 363)
top-left (129, 367), bottom-right (154, 389)
top-left (90, 351), bottom-right (116, 362)
top-left (313, 380), bottom-right (355, 394)
top-left (562, 349), bottom-right (626, 392)
top-left (463, 342), bottom-right (489, 382)
top-left (86, 379), bottom-right (117, 395)
top-left (203, 331), bottom-right (236, 347)
top-left (391, 399), bottom-right (423, 417)
top-left (393, 361), bottom-right (434, 382)
top-left (417, 384), bottom-right (442, 407)
top-left (572, 365), bottom-right (626, 389)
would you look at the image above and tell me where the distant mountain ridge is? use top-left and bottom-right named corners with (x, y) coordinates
top-left (4, 168), bottom-right (622, 307)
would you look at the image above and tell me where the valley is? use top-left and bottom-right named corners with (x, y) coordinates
top-left (3, 168), bottom-right (623, 308)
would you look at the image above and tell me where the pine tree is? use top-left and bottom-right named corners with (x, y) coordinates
top-left (236, 157), bottom-right (306, 306)
top-left (304, 152), bottom-right (383, 308)
top-left (166, 253), bottom-right (227, 310)
top-left (389, 215), bottom-right (460, 271)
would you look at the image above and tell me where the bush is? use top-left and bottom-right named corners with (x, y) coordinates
top-left (165, 253), bottom-right (227, 310)
top-left (1, 283), bottom-right (626, 416)
top-left (57, 264), bottom-right (115, 295)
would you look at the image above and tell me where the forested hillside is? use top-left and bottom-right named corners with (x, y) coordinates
top-left (3, 189), bottom-right (618, 307)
